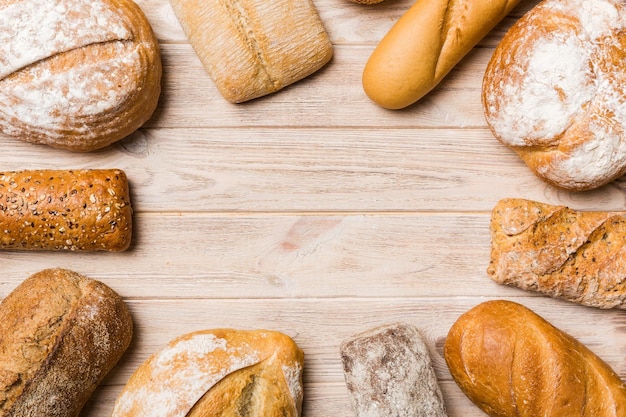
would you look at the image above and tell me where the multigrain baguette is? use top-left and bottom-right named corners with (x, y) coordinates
top-left (362, 0), bottom-right (522, 109)
top-left (0, 268), bottom-right (133, 417)
top-left (0, 169), bottom-right (132, 251)
top-left (168, 0), bottom-right (333, 103)
top-left (112, 329), bottom-right (304, 417)
top-left (0, 0), bottom-right (161, 152)
top-left (444, 300), bottom-right (626, 416)
top-left (487, 198), bottom-right (626, 309)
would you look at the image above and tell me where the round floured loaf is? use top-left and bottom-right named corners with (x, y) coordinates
top-left (112, 329), bottom-right (304, 417)
top-left (482, 0), bottom-right (626, 191)
top-left (0, 0), bottom-right (162, 152)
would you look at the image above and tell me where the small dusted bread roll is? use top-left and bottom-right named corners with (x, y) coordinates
top-left (340, 323), bottom-right (448, 417)
top-left (483, 0), bottom-right (626, 190)
top-left (0, 268), bottom-right (133, 417)
top-left (168, 0), bottom-right (333, 103)
top-left (0, 169), bottom-right (133, 251)
top-left (112, 329), bottom-right (304, 417)
top-left (0, 0), bottom-right (161, 152)
top-left (444, 300), bottom-right (626, 417)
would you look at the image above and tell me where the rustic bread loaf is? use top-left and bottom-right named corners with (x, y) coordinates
top-left (168, 0), bottom-right (333, 103)
top-left (483, 0), bottom-right (626, 190)
top-left (362, 0), bottom-right (521, 109)
top-left (488, 198), bottom-right (626, 309)
top-left (0, 268), bottom-right (133, 417)
top-left (444, 300), bottom-right (626, 416)
top-left (0, 169), bottom-right (133, 251)
top-left (0, 0), bottom-right (161, 152)
top-left (340, 323), bottom-right (448, 417)
top-left (112, 329), bottom-right (304, 417)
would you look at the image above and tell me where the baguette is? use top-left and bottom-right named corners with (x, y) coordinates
top-left (112, 329), bottom-right (304, 417)
top-left (168, 0), bottom-right (333, 103)
top-left (0, 268), bottom-right (133, 417)
top-left (340, 323), bottom-right (448, 417)
top-left (487, 198), bottom-right (626, 309)
top-left (0, 169), bottom-right (132, 252)
top-left (444, 300), bottom-right (626, 416)
top-left (362, 0), bottom-right (522, 109)
top-left (0, 0), bottom-right (161, 152)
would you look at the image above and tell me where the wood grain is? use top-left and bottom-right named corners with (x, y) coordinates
top-left (3, 0), bottom-right (626, 416)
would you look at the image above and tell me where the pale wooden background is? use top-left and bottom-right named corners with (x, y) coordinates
top-left (3, 0), bottom-right (626, 415)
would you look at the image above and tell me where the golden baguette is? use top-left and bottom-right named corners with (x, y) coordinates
top-left (0, 169), bottom-right (132, 251)
top-left (444, 300), bottom-right (626, 417)
top-left (362, 0), bottom-right (522, 109)
top-left (487, 198), bottom-right (626, 309)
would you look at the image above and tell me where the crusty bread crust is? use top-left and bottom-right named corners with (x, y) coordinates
top-left (0, 169), bottom-right (133, 252)
top-left (0, 268), bottom-right (133, 417)
top-left (112, 329), bottom-right (304, 417)
top-left (0, 0), bottom-right (161, 152)
top-left (168, 0), bottom-right (333, 103)
top-left (444, 300), bottom-right (626, 417)
top-left (487, 198), bottom-right (626, 309)
top-left (362, 0), bottom-right (521, 109)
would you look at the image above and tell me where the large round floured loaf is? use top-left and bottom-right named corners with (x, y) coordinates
top-left (0, 0), bottom-right (161, 152)
top-left (112, 329), bottom-right (304, 417)
top-left (483, 0), bottom-right (626, 191)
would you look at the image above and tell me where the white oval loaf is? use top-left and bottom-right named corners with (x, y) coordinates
top-left (112, 329), bottom-right (304, 417)
top-left (0, 0), bottom-right (162, 151)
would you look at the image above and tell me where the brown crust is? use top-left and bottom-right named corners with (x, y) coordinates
top-left (0, 0), bottom-right (161, 152)
top-left (487, 198), bottom-right (626, 309)
top-left (0, 268), bottom-right (133, 417)
top-left (0, 169), bottom-right (133, 252)
top-left (112, 329), bottom-right (304, 417)
top-left (444, 300), bottom-right (626, 416)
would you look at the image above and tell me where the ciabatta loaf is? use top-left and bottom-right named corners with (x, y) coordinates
top-left (362, 0), bottom-right (522, 109)
top-left (0, 0), bottom-right (161, 152)
top-left (112, 329), bottom-right (304, 417)
top-left (483, 0), bottom-right (626, 190)
top-left (0, 268), bottom-right (133, 417)
top-left (444, 300), bottom-right (626, 416)
top-left (0, 169), bottom-right (132, 251)
top-left (488, 198), bottom-right (626, 309)
top-left (168, 0), bottom-right (333, 103)
top-left (341, 323), bottom-right (448, 417)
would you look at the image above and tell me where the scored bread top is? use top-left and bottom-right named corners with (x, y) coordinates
top-left (0, 0), bottom-right (161, 151)
top-left (112, 329), bottom-right (304, 417)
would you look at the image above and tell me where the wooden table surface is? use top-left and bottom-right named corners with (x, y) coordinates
top-left (4, 0), bottom-right (626, 415)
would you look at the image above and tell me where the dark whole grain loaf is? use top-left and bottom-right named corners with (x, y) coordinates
top-left (0, 268), bottom-right (133, 417)
top-left (340, 323), bottom-right (448, 417)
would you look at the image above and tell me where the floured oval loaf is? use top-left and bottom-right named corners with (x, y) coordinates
top-left (0, 0), bottom-right (162, 152)
top-left (483, 0), bottom-right (626, 190)
top-left (112, 329), bottom-right (304, 417)
top-left (168, 0), bottom-right (333, 103)
top-left (0, 268), bottom-right (133, 417)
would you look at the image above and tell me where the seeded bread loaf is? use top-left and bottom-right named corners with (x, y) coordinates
top-left (0, 0), bottom-right (161, 151)
top-left (0, 268), bottom-right (133, 417)
top-left (112, 329), bottom-right (304, 417)
top-left (0, 169), bottom-right (132, 251)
